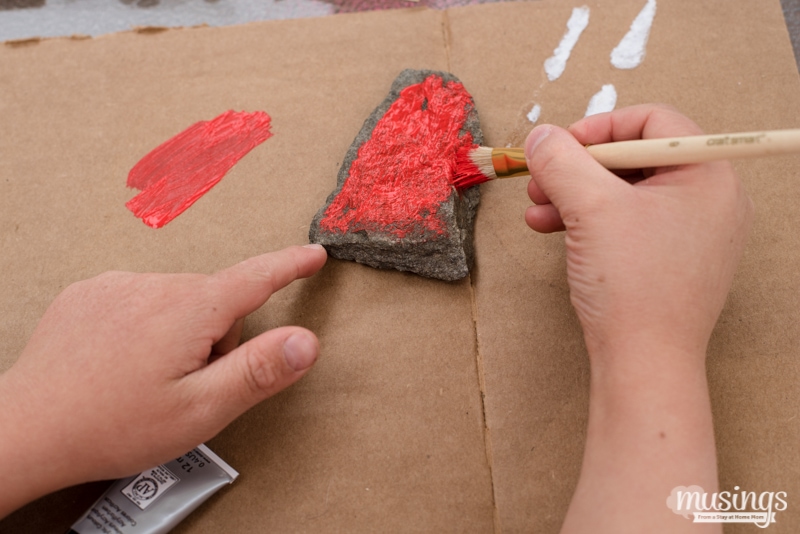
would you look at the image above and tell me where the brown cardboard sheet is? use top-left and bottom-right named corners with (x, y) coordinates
top-left (450, 1), bottom-right (800, 532)
top-left (1, 1), bottom-right (799, 532)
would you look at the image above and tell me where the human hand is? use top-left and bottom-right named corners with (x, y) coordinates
top-left (528, 106), bottom-right (752, 533)
top-left (0, 244), bottom-right (327, 517)
top-left (524, 104), bottom-right (753, 361)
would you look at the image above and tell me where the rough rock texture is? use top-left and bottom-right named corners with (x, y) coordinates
top-left (308, 69), bottom-right (482, 281)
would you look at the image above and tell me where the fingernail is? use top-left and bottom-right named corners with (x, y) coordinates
top-left (525, 125), bottom-right (553, 161)
top-left (283, 332), bottom-right (318, 371)
top-left (303, 243), bottom-right (325, 251)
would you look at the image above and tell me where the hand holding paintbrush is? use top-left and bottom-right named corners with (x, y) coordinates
top-left (510, 104), bottom-right (753, 532)
top-left (453, 126), bottom-right (800, 190)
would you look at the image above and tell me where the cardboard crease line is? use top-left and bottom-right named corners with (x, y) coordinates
top-left (467, 273), bottom-right (501, 533)
top-left (441, 9), bottom-right (452, 73)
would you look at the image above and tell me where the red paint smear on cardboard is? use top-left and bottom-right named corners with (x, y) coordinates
top-left (319, 75), bottom-right (476, 239)
top-left (126, 110), bottom-right (273, 228)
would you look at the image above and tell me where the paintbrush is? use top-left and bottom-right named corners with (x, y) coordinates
top-left (452, 128), bottom-right (800, 190)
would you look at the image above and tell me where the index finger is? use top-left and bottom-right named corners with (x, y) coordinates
top-left (568, 104), bottom-right (704, 146)
top-left (209, 244), bottom-right (327, 320)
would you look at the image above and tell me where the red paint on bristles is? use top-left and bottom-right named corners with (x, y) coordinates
top-left (452, 145), bottom-right (491, 191)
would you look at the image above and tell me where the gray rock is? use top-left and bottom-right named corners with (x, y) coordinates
top-left (309, 69), bottom-right (482, 281)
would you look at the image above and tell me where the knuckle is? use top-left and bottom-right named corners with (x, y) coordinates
top-left (60, 271), bottom-right (124, 301)
top-left (651, 104), bottom-right (704, 135)
top-left (644, 103), bottom-right (682, 123)
top-left (651, 102), bottom-right (681, 115)
top-left (242, 343), bottom-right (281, 396)
top-left (253, 266), bottom-right (276, 295)
top-left (528, 137), bottom-right (565, 178)
top-left (231, 257), bottom-right (279, 297)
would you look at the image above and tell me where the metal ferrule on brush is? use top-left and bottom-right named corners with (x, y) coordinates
top-left (490, 148), bottom-right (530, 178)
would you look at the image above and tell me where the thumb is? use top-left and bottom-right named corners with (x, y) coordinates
top-left (525, 125), bottom-right (623, 223)
top-left (193, 326), bottom-right (320, 422)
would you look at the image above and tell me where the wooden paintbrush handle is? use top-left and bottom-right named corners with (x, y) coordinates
top-left (586, 129), bottom-right (800, 169)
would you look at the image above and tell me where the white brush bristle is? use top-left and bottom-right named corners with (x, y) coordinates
top-left (469, 146), bottom-right (497, 180)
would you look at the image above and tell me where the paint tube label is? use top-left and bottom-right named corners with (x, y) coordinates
top-left (69, 444), bottom-right (237, 534)
top-left (120, 465), bottom-right (179, 510)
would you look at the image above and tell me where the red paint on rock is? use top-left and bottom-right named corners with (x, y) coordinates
top-left (319, 74), bottom-right (476, 239)
top-left (126, 110), bottom-right (273, 228)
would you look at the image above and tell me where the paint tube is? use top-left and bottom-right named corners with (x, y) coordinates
top-left (68, 444), bottom-right (238, 534)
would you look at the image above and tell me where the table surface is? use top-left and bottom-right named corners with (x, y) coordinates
top-left (2, 0), bottom-right (800, 74)
top-left (1, 2), bottom-right (799, 533)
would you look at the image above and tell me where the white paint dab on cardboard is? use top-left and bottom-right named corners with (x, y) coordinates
top-left (611, 0), bottom-right (657, 69)
top-left (585, 84), bottom-right (617, 116)
top-left (544, 6), bottom-right (590, 81)
top-left (526, 104), bottom-right (542, 124)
